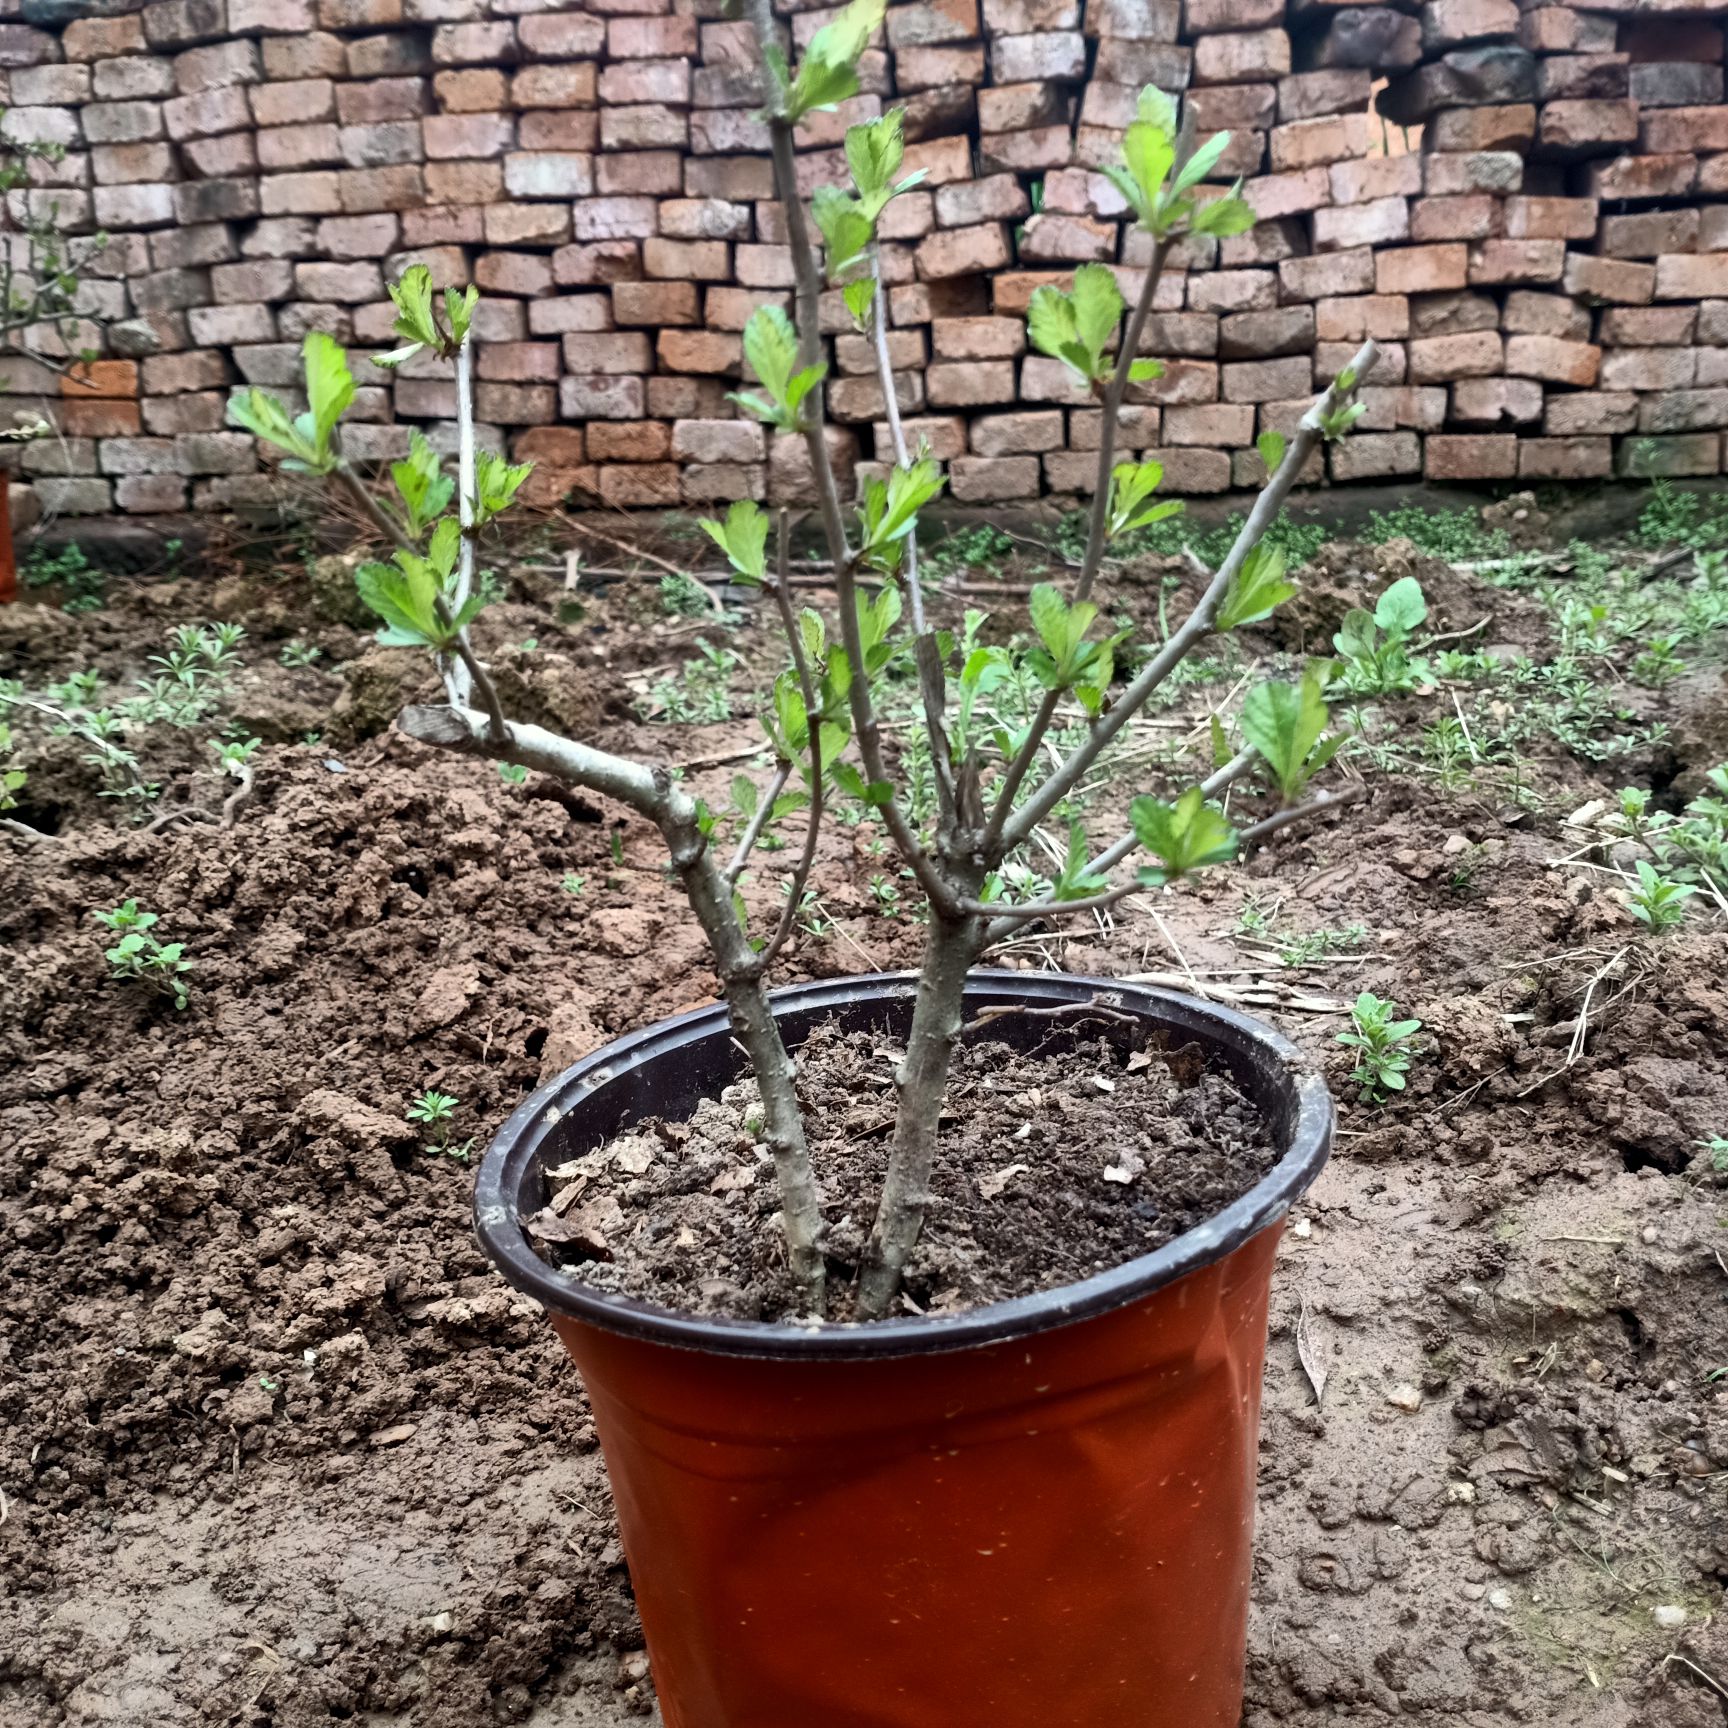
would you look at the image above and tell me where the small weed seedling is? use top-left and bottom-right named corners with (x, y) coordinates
top-left (560, 871), bottom-right (587, 896)
top-left (1333, 577), bottom-right (1430, 697)
top-left (23, 542), bottom-right (106, 615)
top-left (1337, 991), bottom-right (1422, 1102)
top-left (1623, 859), bottom-right (1696, 933)
top-left (1695, 1135), bottom-right (1728, 1172)
top-left (660, 571), bottom-right (715, 617)
top-left (96, 901), bottom-right (192, 1010)
top-left (498, 761), bottom-right (529, 785)
top-left (280, 639), bottom-right (323, 668)
top-left (408, 1088), bottom-right (471, 1160)
top-left (0, 721), bottom-right (24, 811)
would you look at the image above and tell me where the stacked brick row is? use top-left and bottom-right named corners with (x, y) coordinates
top-left (3, 0), bottom-right (1728, 518)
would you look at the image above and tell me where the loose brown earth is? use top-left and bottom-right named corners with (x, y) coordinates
top-left (3, 528), bottom-right (1727, 1727)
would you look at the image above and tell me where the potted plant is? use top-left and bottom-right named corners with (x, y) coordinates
top-left (229, 7), bottom-right (1377, 1715)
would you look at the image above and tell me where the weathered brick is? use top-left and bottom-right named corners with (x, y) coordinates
top-left (926, 359), bottom-right (1018, 406)
top-left (1505, 334), bottom-right (1600, 386)
top-left (1504, 195), bottom-right (1597, 240)
top-left (1409, 331), bottom-right (1505, 381)
top-left (1544, 392), bottom-right (1636, 435)
top-left (1563, 251), bottom-right (1656, 304)
top-left (1410, 195), bottom-right (1500, 242)
top-left (1502, 290), bottom-right (1591, 339)
top-left (1518, 435), bottom-right (1612, 479)
top-left (1451, 376), bottom-right (1544, 424)
top-left (1467, 238), bottom-right (1564, 284)
top-left (1656, 254), bottom-right (1728, 299)
top-left (1375, 244), bottom-right (1469, 295)
top-left (1425, 433), bottom-right (1517, 479)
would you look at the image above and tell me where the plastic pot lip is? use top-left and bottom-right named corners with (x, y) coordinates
top-left (474, 968), bottom-right (1334, 1362)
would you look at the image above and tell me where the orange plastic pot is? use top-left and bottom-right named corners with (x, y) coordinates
top-left (476, 971), bottom-right (1332, 1728)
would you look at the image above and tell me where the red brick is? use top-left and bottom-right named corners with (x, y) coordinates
top-left (1410, 195), bottom-right (1500, 243)
top-left (1504, 195), bottom-right (1597, 239)
top-left (1408, 331), bottom-right (1504, 382)
top-left (1505, 333), bottom-right (1600, 386)
top-left (1375, 244), bottom-right (1469, 295)
top-left (1451, 377), bottom-right (1544, 424)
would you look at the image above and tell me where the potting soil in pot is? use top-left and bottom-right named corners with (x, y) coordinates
top-left (527, 1016), bottom-right (1278, 1323)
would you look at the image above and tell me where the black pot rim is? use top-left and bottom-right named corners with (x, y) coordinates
top-left (473, 970), bottom-right (1334, 1361)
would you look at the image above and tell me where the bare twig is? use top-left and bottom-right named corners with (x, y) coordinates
top-left (1238, 784), bottom-right (1364, 848)
top-left (725, 759), bottom-right (791, 884)
top-left (751, 518), bottom-right (827, 975)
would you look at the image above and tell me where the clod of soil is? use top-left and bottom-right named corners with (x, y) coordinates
top-left (530, 1020), bottom-right (1277, 1322)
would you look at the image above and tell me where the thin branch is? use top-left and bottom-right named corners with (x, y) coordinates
top-left (748, 514), bottom-right (828, 976)
top-left (870, 251), bottom-right (923, 635)
top-left (960, 881), bottom-right (1142, 922)
top-left (725, 759), bottom-right (791, 883)
top-left (1074, 236), bottom-right (1172, 608)
top-left (1002, 340), bottom-right (1378, 850)
top-left (871, 249), bottom-right (955, 822)
top-left (449, 336), bottom-right (477, 709)
top-left (1238, 784), bottom-right (1363, 847)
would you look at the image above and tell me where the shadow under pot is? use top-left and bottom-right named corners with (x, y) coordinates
top-left (474, 968), bottom-right (1334, 1728)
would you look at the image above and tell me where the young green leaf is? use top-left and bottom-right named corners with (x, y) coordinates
top-left (1053, 822), bottom-right (1110, 900)
top-left (1241, 664), bottom-right (1339, 803)
top-left (391, 431), bottom-right (454, 536)
top-left (857, 457), bottom-right (944, 564)
top-left (1173, 130), bottom-right (1231, 193)
top-left (812, 185), bottom-right (873, 280)
top-left (1025, 263), bottom-right (1124, 385)
top-left (1106, 459), bottom-right (1182, 540)
top-left (699, 499), bottom-right (771, 583)
top-left (842, 275), bottom-right (877, 327)
top-left (472, 451), bottom-right (532, 527)
top-left (1189, 191), bottom-right (1256, 237)
top-left (1130, 786), bottom-right (1239, 886)
top-left (785, 0), bottom-right (884, 122)
top-left (1216, 541), bottom-right (1296, 632)
top-left (1256, 429), bottom-right (1286, 476)
top-left (1374, 575), bottom-right (1427, 637)
top-left (303, 332), bottom-right (355, 457)
top-left (730, 305), bottom-right (824, 429)
top-left (355, 554), bottom-right (446, 648)
top-left (1127, 357), bottom-right (1164, 383)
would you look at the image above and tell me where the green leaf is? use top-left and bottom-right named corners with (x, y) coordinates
top-left (1256, 429), bottom-right (1286, 476)
top-left (786, 0), bottom-right (883, 121)
top-left (1130, 786), bottom-right (1239, 886)
top-left (1333, 608), bottom-right (1377, 663)
top-left (1071, 263), bottom-right (1125, 367)
top-left (1026, 581), bottom-right (1102, 688)
top-left (798, 606), bottom-right (826, 670)
top-left (812, 185), bottom-right (873, 280)
top-left (743, 304), bottom-right (799, 402)
top-left (1054, 822), bottom-right (1109, 900)
top-left (858, 457), bottom-right (944, 562)
top-left (843, 276), bottom-right (876, 326)
top-left (226, 386), bottom-right (317, 467)
top-left (385, 264), bottom-right (439, 355)
top-left (1174, 130), bottom-right (1231, 193)
top-left (1137, 83), bottom-right (1179, 134)
top-left (1121, 118), bottom-right (1176, 227)
top-left (390, 431), bottom-right (454, 536)
top-left (472, 451), bottom-right (532, 527)
top-left (355, 554), bottom-right (445, 648)
top-left (1106, 459), bottom-right (1171, 540)
top-left (1217, 541), bottom-right (1296, 632)
top-left (700, 499), bottom-right (771, 583)
top-left (1190, 192), bottom-right (1256, 238)
top-left (303, 332), bottom-right (355, 457)
top-left (1127, 358), bottom-right (1164, 383)
top-left (1241, 663), bottom-right (1334, 802)
top-left (1025, 267), bottom-right (1121, 385)
top-left (443, 283), bottom-right (478, 349)
top-left (1374, 576), bottom-right (1427, 637)
top-left (845, 109), bottom-right (906, 215)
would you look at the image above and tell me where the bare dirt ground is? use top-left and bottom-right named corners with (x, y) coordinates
top-left (3, 521), bottom-right (1726, 1727)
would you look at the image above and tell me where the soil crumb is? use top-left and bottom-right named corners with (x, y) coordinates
top-left (530, 1015), bottom-right (1278, 1322)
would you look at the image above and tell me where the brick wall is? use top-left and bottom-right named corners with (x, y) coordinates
top-left (5, 0), bottom-right (1728, 519)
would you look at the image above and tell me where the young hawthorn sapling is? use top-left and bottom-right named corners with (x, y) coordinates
top-left (226, 15), bottom-right (1377, 1323)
